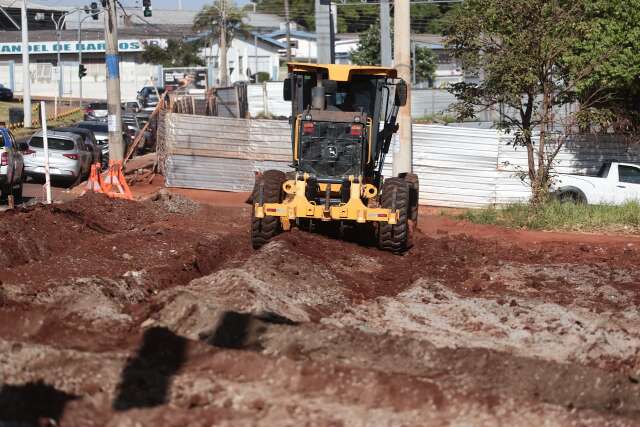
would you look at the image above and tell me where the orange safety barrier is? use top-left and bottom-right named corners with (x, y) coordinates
top-left (82, 163), bottom-right (103, 195)
top-left (84, 160), bottom-right (132, 200)
top-left (102, 160), bottom-right (133, 200)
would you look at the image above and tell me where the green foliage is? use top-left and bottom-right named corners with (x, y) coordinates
top-left (252, 0), bottom-right (456, 34)
top-left (253, 0), bottom-right (314, 30)
top-left (446, 0), bottom-right (598, 203)
top-left (351, 22), bottom-right (436, 85)
top-left (414, 46), bottom-right (436, 85)
top-left (461, 200), bottom-right (640, 233)
top-left (413, 114), bottom-right (458, 124)
top-left (447, 0), bottom-right (640, 204)
top-left (141, 39), bottom-right (205, 67)
top-left (193, 0), bottom-right (247, 45)
top-left (566, 0), bottom-right (640, 140)
top-left (256, 71), bottom-right (270, 83)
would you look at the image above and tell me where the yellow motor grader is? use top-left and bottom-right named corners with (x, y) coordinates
top-left (251, 63), bottom-right (418, 252)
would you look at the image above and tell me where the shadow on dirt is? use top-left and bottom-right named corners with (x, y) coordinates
top-left (112, 327), bottom-right (187, 411)
top-left (296, 220), bottom-right (379, 249)
top-left (200, 311), bottom-right (297, 350)
top-left (0, 381), bottom-right (78, 426)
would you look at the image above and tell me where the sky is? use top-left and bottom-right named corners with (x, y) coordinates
top-left (53, 0), bottom-right (250, 11)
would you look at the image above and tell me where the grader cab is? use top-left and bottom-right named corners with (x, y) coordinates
top-left (251, 63), bottom-right (418, 252)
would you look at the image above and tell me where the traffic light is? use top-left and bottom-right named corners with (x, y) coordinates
top-left (78, 64), bottom-right (87, 79)
top-left (90, 2), bottom-right (99, 20)
top-left (143, 0), bottom-right (152, 17)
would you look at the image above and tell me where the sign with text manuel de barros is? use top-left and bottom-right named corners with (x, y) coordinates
top-left (0, 39), bottom-right (166, 55)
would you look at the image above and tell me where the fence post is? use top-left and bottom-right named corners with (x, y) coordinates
top-left (262, 82), bottom-right (269, 117)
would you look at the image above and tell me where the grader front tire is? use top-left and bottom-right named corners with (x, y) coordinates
top-left (251, 170), bottom-right (286, 249)
top-left (378, 177), bottom-right (411, 253)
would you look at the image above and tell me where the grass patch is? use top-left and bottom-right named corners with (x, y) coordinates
top-left (460, 200), bottom-right (640, 233)
top-left (0, 101), bottom-right (27, 124)
top-left (413, 113), bottom-right (459, 124)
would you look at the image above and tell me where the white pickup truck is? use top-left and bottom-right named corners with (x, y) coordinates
top-left (553, 162), bottom-right (640, 204)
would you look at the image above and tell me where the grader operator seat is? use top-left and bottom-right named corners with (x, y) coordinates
top-left (251, 63), bottom-right (418, 253)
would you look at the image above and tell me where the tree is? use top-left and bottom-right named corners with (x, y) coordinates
top-left (446, 0), bottom-right (623, 204)
top-left (351, 21), bottom-right (436, 86)
top-left (193, 1), bottom-right (247, 86)
top-left (567, 0), bottom-right (640, 142)
top-left (253, 0), bottom-right (457, 34)
top-left (141, 39), bottom-right (205, 68)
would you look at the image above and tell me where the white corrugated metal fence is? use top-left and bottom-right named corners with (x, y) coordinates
top-left (162, 113), bottom-right (640, 207)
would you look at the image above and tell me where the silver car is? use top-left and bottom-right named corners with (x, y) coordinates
top-left (24, 130), bottom-right (93, 182)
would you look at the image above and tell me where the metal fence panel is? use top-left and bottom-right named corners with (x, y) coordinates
top-left (162, 114), bottom-right (640, 208)
top-left (163, 113), bottom-right (292, 191)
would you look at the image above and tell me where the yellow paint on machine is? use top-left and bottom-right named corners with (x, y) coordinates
top-left (254, 179), bottom-right (398, 225)
top-left (287, 63), bottom-right (398, 82)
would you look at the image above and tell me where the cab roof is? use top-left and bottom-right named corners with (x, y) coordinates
top-left (287, 63), bottom-right (397, 82)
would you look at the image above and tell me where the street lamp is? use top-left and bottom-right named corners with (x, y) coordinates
top-left (51, 8), bottom-right (83, 98)
top-left (77, 10), bottom-right (105, 109)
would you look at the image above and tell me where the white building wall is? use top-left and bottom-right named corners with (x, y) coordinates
top-left (205, 38), bottom-right (282, 83)
top-left (12, 60), bottom-right (160, 100)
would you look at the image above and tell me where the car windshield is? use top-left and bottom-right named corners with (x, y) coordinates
top-left (89, 102), bottom-right (108, 110)
top-left (76, 123), bottom-right (108, 133)
top-left (30, 136), bottom-right (75, 151)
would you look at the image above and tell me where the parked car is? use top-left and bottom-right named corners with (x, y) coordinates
top-left (73, 121), bottom-right (132, 168)
top-left (137, 86), bottom-right (164, 110)
top-left (0, 127), bottom-right (24, 200)
top-left (54, 127), bottom-right (102, 166)
top-left (553, 162), bottom-right (640, 204)
top-left (83, 102), bottom-right (108, 121)
top-left (0, 84), bottom-right (13, 101)
top-left (24, 130), bottom-right (93, 183)
top-left (123, 101), bottom-right (140, 113)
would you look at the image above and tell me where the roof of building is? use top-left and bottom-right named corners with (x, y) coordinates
top-left (0, 0), bottom-right (67, 10)
top-left (265, 29), bottom-right (316, 41)
top-left (0, 27), bottom-right (194, 44)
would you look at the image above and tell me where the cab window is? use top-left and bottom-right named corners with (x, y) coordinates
top-left (618, 165), bottom-right (640, 184)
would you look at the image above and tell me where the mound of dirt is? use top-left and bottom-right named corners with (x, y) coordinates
top-left (0, 193), bottom-right (167, 269)
top-left (3, 193), bottom-right (640, 426)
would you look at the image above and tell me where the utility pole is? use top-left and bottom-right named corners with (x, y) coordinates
top-left (284, 0), bottom-right (291, 62)
top-left (103, 0), bottom-right (124, 163)
top-left (219, 0), bottom-right (228, 86)
top-left (380, 0), bottom-right (392, 67)
top-left (21, 1), bottom-right (31, 128)
top-left (315, 0), bottom-right (331, 64)
top-left (329, 2), bottom-right (336, 63)
top-left (392, 0), bottom-right (412, 176)
top-left (52, 14), bottom-right (64, 98)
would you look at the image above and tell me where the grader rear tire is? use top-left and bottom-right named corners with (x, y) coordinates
top-left (251, 170), bottom-right (286, 249)
top-left (378, 177), bottom-right (411, 253)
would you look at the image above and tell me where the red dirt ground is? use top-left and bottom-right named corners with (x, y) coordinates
top-left (1, 189), bottom-right (640, 426)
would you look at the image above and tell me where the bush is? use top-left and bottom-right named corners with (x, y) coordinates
top-left (256, 72), bottom-right (270, 83)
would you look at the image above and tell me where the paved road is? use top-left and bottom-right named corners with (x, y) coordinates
top-left (0, 179), bottom-right (77, 212)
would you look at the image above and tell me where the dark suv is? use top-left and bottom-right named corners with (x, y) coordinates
top-left (137, 87), bottom-right (165, 109)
